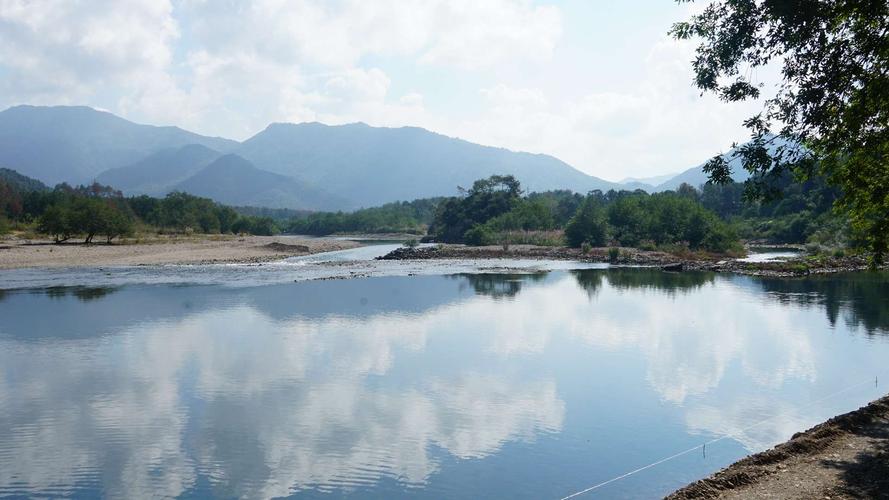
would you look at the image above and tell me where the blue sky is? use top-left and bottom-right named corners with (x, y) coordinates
top-left (0, 0), bottom-right (766, 181)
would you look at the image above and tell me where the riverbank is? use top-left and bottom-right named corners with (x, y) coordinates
top-left (0, 234), bottom-right (360, 269)
top-left (668, 394), bottom-right (889, 499)
top-left (378, 244), bottom-right (876, 277)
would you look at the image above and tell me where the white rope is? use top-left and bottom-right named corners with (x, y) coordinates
top-left (559, 377), bottom-right (880, 499)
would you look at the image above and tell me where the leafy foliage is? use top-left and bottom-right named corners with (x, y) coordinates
top-left (697, 172), bottom-right (847, 245)
top-left (286, 198), bottom-right (440, 235)
top-left (430, 175), bottom-right (523, 243)
top-left (672, 0), bottom-right (889, 262)
top-left (34, 186), bottom-right (135, 243)
top-left (565, 190), bottom-right (740, 253)
top-left (565, 197), bottom-right (608, 247)
top-left (0, 170), bottom-right (281, 240)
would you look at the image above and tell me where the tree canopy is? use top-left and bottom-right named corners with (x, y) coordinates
top-left (671, 0), bottom-right (889, 262)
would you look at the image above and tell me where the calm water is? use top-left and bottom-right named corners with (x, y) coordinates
top-left (1, 262), bottom-right (888, 498)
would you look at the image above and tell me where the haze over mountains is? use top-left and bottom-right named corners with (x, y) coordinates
top-left (0, 105), bottom-right (751, 210)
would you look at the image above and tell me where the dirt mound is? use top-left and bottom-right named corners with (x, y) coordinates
top-left (667, 394), bottom-right (889, 499)
top-left (262, 242), bottom-right (310, 253)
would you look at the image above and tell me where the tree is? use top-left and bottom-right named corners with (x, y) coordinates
top-left (671, 0), bottom-right (889, 263)
top-left (676, 182), bottom-right (700, 201)
top-left (0, 181), bottom-right (23, 219)
top-left (39, 204), bottom-right (73, 243)
top-left (430, 175), bottom-right (523, 243)
top-left (607, 195), bottom-right (648, 246)
top-left (103, 206), bottom-right (134, 243)
top-left (565, 197), bottom-right (608, 247)
top-left (69, 198), bottom-right (109, 244)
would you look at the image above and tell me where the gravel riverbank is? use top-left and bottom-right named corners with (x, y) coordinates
top-left (0, 234), bottom-right (360, 269)
top-left (378, 244), bottom-right (876, 277)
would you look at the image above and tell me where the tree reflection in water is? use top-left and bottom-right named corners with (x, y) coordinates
top-left (754, 272), bottom-right (889, 335)
top-left (450, 272), bottom-right (548, 299)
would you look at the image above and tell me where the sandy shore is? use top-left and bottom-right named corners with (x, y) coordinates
top-left (668, 394), bottom-right (889, 499)
top-left (0, 234), bottom-right (360, 269)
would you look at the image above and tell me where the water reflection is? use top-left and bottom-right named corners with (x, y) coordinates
top-left (0, 278), bottom-right (564, 498)
top-left (0, 270), bottom-right (887, 498)
top-left (572, 268), bottom-right (714, 297)
top-left (755, 272), bottom-right (889, 335)
top-left (451, 272), bottom-right (548, 299)
top-left (42, 285), bottom-right (119, 301)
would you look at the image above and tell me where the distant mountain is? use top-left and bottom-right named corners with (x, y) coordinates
top-left (619, 181), bottom-right (657, 191)
top-left (13, 105), bottom-right (798, 211)
top-left (654, 157), bottom-right (750, 192)
top-left (653, 137), bottom-right (796, 192)
top-left (236, 122), bottom-right (621, 208)
top-left (0, 167), bottom-right (48, 192)
top-left (173, 154), bottom-right (346, 210)
top-left (619, 173), bottom-right (677, 186)
top-left (0, 105), bottom-right (237, 185)
top-left (96, 144), bottom-right (222, 195)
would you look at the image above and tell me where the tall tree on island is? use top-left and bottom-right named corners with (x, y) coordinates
top-left (671, 0), bottom-right (889, 263)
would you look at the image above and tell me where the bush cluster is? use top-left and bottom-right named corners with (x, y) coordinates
top-left (1, 177), bottom-right (282, 242)
top-left (566, 191), bottom-right (739, 253)
top-left (286, 198), bottom-right (439, 235)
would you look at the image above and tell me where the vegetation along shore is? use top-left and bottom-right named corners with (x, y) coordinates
top-left (378, 244), bottom-right (879, 278)
top-left (1, 166), bottom-right (880, 276)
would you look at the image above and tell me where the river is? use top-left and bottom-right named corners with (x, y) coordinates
top-left (1, 247), bottom-right (887, 498)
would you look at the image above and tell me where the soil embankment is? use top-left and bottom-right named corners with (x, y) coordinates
top-left (667, 394), bottom-right (889, 499)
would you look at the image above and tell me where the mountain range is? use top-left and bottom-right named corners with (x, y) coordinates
top-left (0, 105), bottom-right (752, 210)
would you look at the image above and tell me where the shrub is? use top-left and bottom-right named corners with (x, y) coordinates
top-left (463, 224), bottom-right (495, 246)
top-left (700, 222), bottom-right (739, 253)
top-left (403, 238), bottom-right (419, 248)
top-left (608, 247), bottom-right (620, 263)
top-left (580, 241), bottom-right (592, 254)
top-left (832, 247), bottom-right (846, 258)
top-left (0, 215), bottom-right (8, 235)
top-left (565, 198), bottom-right (608, 247)
top-left (638, 239), bottom-right (657, 251)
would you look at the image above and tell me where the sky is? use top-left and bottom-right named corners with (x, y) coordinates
top-left (0, 0), bottom-right (768, 182)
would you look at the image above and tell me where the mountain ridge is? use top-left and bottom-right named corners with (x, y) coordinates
top-left (0, 104), bottom-right (770, 210)
top-left (173, 154), bottom-right (347, 210)
top-left (235, 121), bottom-right (622, 207)
top-left (0, 105), bottom-right (238, 185)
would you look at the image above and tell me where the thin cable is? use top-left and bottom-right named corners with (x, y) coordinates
top-left (559, 377), bottom-right (880, 499)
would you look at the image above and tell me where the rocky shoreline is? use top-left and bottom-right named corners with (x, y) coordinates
top-left (377, 244), bottom-right (877, 277)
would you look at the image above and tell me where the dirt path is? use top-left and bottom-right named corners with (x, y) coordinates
top-left (0, 235), bottom-right (360, 269)
top-left (667, 395), bottom-right (889, 499)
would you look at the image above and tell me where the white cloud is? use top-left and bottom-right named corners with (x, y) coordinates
top-left (0, 304), bottom-right (565, 497)
top-left (0, 0), bottom-right (772, 179)
top-left (417, 0), bottom-right (562, 69)
top-left (0, 0), bottom-right (177, 104)
top-left (436, 37), bottom-right (767, 180)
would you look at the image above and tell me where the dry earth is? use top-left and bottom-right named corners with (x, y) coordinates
top-left (667, 394), bottom-right (889, 499)
top-left (0, 234), bottom-right (359, 269)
